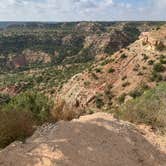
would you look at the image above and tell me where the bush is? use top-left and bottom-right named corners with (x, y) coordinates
top-left (84, 81), bottom-right (90, 87)
top-left (0, 94), bottom-right (10, 105)
top-left (91, 72), bottom-right (98, 80)
top-left (118, 93), bottom-right (126, 104)
top-left (159, 55), bottom-right (166, 64)
top-left (151, 71), bottom-right (163, 82)
top-left (108, 68), bottom-right (115, 73)
top-left (148, 60), bottom-right (154, 65)
top-left (142, 54), bottom-right (148, 61)
top-left (100, 59), bottom-right (111, 66)
top-left (122, 81), bottom-right (130, 87)
top-left (121, 76), bottom-right (127, 80)
top-left (120, 53), bottom-right (127, 59)
top-left (129, 89), bottom-right (142, 98)
top-left (95, 68), bottom-right (102, 73)
top-left (95, 94), bottom-right (104, 108)
top-left (0, 91), bottom-right (54, 148)
top-left (156, 42), bottom-right (165, 51)
top-left (137, 71), bottom-right (143, 76)
top-left (153, 63), bottom-right (165, 72)
top-left (0, 110), bottom-right (34, 148)
top-left (3, 91), bottom-right (53, 123)
top-left (116, 83), bottom-right (166, 133)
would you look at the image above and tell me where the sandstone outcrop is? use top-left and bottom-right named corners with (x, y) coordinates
top-left (0, 113), bottom-right (165, 166)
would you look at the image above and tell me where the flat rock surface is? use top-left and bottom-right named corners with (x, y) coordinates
top-left (0, 113), bottom-right (165, 166)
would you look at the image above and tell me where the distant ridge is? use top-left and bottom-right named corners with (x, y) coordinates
top-left (0, 21), bottom-right (165, 29)
top-left (0, 21), bottom-right (58, 29)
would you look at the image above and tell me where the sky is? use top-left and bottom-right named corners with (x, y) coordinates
top-left (0, 0), bottom-right (165, 21)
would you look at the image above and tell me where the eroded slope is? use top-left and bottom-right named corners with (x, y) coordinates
top-left (56, 26), bottom-right (166, 111)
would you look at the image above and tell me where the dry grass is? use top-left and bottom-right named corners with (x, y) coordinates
top-left (0, 110), bottom-right (34, 148)
top-left (51, 99), bottom-right (83, 121)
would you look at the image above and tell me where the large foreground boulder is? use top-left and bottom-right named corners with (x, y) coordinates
top-left (0, 113), bottom-right (165, 166)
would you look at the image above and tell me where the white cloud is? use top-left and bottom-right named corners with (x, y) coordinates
top-left (0, 0), bottom-right (165, 21)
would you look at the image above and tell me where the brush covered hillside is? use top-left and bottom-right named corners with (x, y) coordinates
top-left (0, 22), bottom-right (166, 165)
top-left (0, 21), bottom-right (144, 96)
top-left (0, 22), bottom-right (163, 97)
top-left (57, 25), bottom-right (166, 110)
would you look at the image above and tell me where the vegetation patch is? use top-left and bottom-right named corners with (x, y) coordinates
top-left (0, 110), bottom-right (34, 148)
top-left (153, 62), bottom-right (165, 72)
top-left (120, 53), bottom-right (127, 59)
top-left (156, 42), bottom-right (166, 51)
top-left (115, 83), bottom-right (166, 134)
top-left (95, 94), bottom-right (104, 108)
top-left (95, 68), bottom-right (102, 73)
top-left (118, 93), bottom-right (126, 104)
top-left (108, 68), bottom-right (115, 73)
top-left (151, 71), bottom-right (163, 82)
top-left (148, 60), bottom-right (154, 65)
top-left (142, 54), bottom-right (149, 61)
top-left (0, 91), bottom-right (54, 148)
top-left (122, 81), bottom-right (130, 87)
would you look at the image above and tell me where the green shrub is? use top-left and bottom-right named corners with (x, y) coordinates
top-left (129, 89), bottom-right (143, 98)
top-left (137, 71), bottom-right (143, 76)
top-left (159, 55), bottom-right (166, 64)
top-left (156, 27), bottom-right (161, 30)
top-left (142, 54), bottom-right (148, 61)
top-left (100, 59), bottom-right (111, 66)
top-left (142, 66), bottom-right (147, 70)
top-left (3, 91), bottom-right (53, 123)
top-left (156, 42), bottom-right (165, 51)
top-left (122, 81), bottom-right (130, 87)
top-left (151, 71), bottom-right (163, 82)
top-left (95, 68), bottom-right (102, 73)
top-left (118, 93), bottom-right (126, 104)
top-left (104, 87), bottom-right (113, 103)
top-left (148, 60), bottom-right (154, 65)
top-left (116, 83), bottom-right (166, 133)
top-left (153, 63), bottom-right (165, 72)
top-left (108, 68), bottom-right (115, 73)
top-left (95, 94), bottom-right (104, 108)
top-left (120, 53), bottom-right (127, 59)
top-left (160, 59), bottom-right (166, 64)
top-left (91, 72), bottom-right (98, 80)
top-left (0, 94), bottom-right (10, 105)
top-left (121, 76), bottom-right (127, 80)
top-left (84, 81), bottom-right (90, 87)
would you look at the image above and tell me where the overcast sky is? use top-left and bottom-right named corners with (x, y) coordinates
top-left (0, 0), bottom-right (165, 21)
